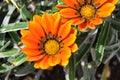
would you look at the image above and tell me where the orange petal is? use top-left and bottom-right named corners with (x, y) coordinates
top-left (106, 0), bottom-right (118, 4)
top-left (97, 3), bottom-right (115, 17)
top-left (78, 22), bottom-right (88, 31)
top-left (28, 21), bottom-right (45, 39)
top-left (21, 39), bottom-right (39, 48)
top-left (60, 47), bottom-right (71, 60)
top-left (22, 48), bottom-right (41, 56)
top-left (34, 61), bottom-right (41, 69)
top-left (90, 16), bottom-right (103, 25)
top-left (70, 28), bottom-right (77, 35)
top-left (20, 30), bottom-right (29, 38)
top-left (62, 34), bottom-right (76, 46)
top-left (48, 56), bottom-right (54, 66)
top-left (60, 59), bottom-right (69, 66)
top-left (60, 8), bottom-right (79, 18)
top-left (33, 15), bottom-right (41, 24)
top-left (39, 56), bottom-right (50, 69)
top-left (88, 23), bottom-right (96, 29)
top-left (21, 30), bottom-right (39, 45)
top-left (53, 54), bottom-right (61, 65)
top-left (62, 0), bottom-right (78, 8)
top-left (41, 13), bottom-right (54, 35)
top-left (26, 54), bottom-right (45, 61)
top-left (52, 12), bottom-right (61, 35)
top-left (55, 5), bottom-right (68, 10)
top-left (48, 55), bottom-right (60, 66)
top-left (71, 18), bottom-right (85, 25)
top-left (95, 0), bottom-right (107, 7)
top-left (69, 43), bottom-right (78, 52)
top-left (58, 21), bottom-right (71, 40)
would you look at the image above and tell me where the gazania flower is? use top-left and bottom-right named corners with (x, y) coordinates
top-left (20, 12), bottom-right (78, 69)
top-left (56, 0), bottom-right (118, 31)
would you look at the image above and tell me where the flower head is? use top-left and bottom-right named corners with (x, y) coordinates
top-left (56, 0), bottom-right (118, 31)
top-left (20, 12), bottom-right (78, 69)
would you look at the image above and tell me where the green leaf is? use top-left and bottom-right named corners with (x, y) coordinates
top-left (9, 32), bottom-right (20, 43)
top-left (0, 64), bottom-right (13, 73)
top-left (68, 54), bottom-right (75, 80)
top-left (76, 44), bottom-right (91, 63)
top-left (15, 63), bottom-right (35, 77)
top-left (101, 63), bottom-right (109, 80)
top-left (75, 30), bottom-right (97, 64)
top-left (0, 49), bottom-right (19, 58)
top-left (57, 0), bottom-right (64, 4)
top-left (12, 54), bottom-right (26, 66)
top-left (111, 19), bottom-right (120, 31)
top-left (0, 34), bottom-right (5, 47)
top-left (20, 5), bottom-right (33, 20)
top-left (95, 21), bottom-right (110, 62)
top-left (0, 22), bottom-right (27, 33)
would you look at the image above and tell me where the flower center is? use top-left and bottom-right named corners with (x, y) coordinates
top-left (44, 40), bottom-right (60, 55)
top-left (80, 5), bottom-right (95, 19)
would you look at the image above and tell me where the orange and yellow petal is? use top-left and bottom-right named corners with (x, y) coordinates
top-left (88, 23), bottom-right (96, 29)
top-left (20, 30), bottom-right (29, 38)
top-left (26, 54), bottom-right (45, 61)
top-left (55, 5), bottom-right (69, 10)
top-left (69, 43), bottom-right (78, 53)
top-left (21, 39), bottom-right (39, 48)
top-left (78, 22), bottom-right (88, 31)
top-left (41, 13), bottom-right (54, 34)
top-left (97, 3), bottom-right (115, 17)
top-left (28, 21), bottom-right (45, 39)
top-left (95, 0), bottom-right (107, 7)
top-left (22, 48), bottom-right (41, 56)
top-left (106, 0), bottom-right (118, 4)
top-left (71, 18), bottom-right (85, 25)
top-left (62, 34), bottom-right (76, 46)
top-left (90, 16), bottom-right (103, 25)
top-left (58, 21), bottom-right (71, 39)
top-left (52, 12), bottom-right (61, 35)
top-left (60, 59), bottom-right (69, 66)
top-left (48, 55), bottom-right (61, 66)
top-left (70, 28), bottom-right (77, 36)
top-left (60, 8), bottom-right (79, 18)
top-left (39, 56), bottom-right (50, 69)
top-left (33, 15), bottom-right (41, 24)
top-left (60, 47), bottom-right (71, 60)
top-left (62, 0), bottom-right (77, 8)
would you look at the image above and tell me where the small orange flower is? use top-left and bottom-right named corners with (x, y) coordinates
top-left (20, 12), bottom-right (78, 69)
top-left (56, 0), bottom-right (118, 31)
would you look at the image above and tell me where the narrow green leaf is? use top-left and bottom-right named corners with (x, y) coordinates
top-left (111, 19), bottom-right (120, 31)
top-left (0, 49), bottom-right (19, 58)
top-left (20, 5), bottom-right (33, 20)
top-left (15, 63), bottom-right (35, 77)
top-left (12, 54), bottom-right (26, 66)
top-left (0, 64), bottom-right (14, 73)
top-left (75, 30), bottom-right (98, 65)
top-left (9, 32), bottom-right (20, 43)
top-left (95, 21), bottom-right (110, 62)
top-left (0, 22), bottom-right (27, 33)
top-left (0, 33), bottom-right (5, 46)
top-left (76, 44), bottom-right (91, 63)
top-left (101, 63), bottom-right (109, 80)
top-left (0, 41), bottom-right (11, 51)
top-left (68, 54), bottom-right (75, 80)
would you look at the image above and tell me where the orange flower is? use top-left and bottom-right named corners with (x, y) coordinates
top-left (20, 12), bottom-right (78, 69)
top-left (56, 0), bottom-right (118, 31)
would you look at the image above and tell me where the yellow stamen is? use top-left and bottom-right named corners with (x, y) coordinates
top-left (80, 5), bottom-right (95, 19)
top-left (44, 40), bottom-right (60, 55)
